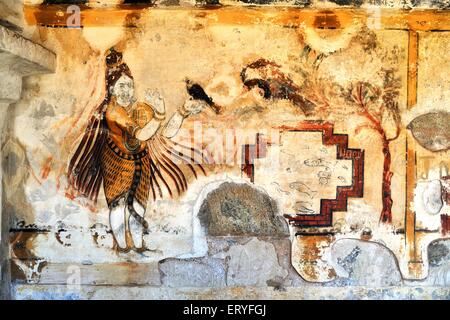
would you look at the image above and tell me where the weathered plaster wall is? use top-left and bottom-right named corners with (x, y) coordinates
top-left (0, 103), bottom-right (11, 300)
top-left (1, 1), bottom-right (450, 300)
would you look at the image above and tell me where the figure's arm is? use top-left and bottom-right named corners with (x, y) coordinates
top-left (161, 104), bottom-right (190, 139)
top-left (135, 90), bottom-right (167, 141)
top-left (107, 104), bottom-right (141, 137)
top-left (107, 102), bottom-right (165, 141)
top-left (136, 118), bottom-right (163, 141)
top-left (162, 98), bottom-right (208, 139)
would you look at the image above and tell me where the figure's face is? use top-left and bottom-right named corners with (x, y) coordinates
top-left (112, 75), bottom-right (134, 106)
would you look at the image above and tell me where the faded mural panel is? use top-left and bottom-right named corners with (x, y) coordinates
top-left (1, 2), bottom-right (449, 299)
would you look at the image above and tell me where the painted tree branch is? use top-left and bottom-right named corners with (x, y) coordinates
top-left (351, 81), bottom-right (401, 224)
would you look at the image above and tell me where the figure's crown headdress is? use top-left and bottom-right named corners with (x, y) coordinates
top-left (106, 47), bottom-right (123, 69)
top-left (104, 47), bottom-right (133, 92)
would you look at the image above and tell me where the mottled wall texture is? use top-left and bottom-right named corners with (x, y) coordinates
top-left (1, 0), bottom-right (450, 300)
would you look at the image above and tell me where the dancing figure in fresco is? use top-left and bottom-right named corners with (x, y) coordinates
top-left (67, 48), bottom-right (209, 252)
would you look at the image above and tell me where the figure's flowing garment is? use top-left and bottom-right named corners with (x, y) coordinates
top-left (67, 99), bottom-right (207, 228)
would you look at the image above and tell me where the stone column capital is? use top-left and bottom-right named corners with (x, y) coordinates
top-left (0, 25), bottom-right (56, 104)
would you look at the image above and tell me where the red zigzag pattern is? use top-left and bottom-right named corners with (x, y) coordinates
top-left (278, 121), bottom-right (365, 228)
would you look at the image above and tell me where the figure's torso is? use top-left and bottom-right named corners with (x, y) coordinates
top-left (105, 98), bottom-right (155, 154)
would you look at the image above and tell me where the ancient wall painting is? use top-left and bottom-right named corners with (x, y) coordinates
top-left (6, 7), bottom-right (450, 286)
top-left (66, 47), bottom-right (212, 252)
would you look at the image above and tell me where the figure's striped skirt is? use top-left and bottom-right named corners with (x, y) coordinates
top-left (101, 138), bottom-right (151, 209)
top-left (101, 133), bottom-right (208, 211)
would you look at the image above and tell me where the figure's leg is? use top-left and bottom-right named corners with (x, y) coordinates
top-left (128, 200), bottom-right (146, 250)
top-left (110, 198), bottom-right (127, 250)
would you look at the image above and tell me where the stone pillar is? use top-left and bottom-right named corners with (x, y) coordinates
top-left (0, 104), bottom-right (10, 300)
top-left (0, 25), bottom-right (56, 300)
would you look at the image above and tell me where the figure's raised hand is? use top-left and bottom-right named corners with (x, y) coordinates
top-left (145, 89), bottom-right (165, 115)
top-left (182, 98), bottom-right (209, 116)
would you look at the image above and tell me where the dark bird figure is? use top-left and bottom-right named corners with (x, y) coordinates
top-left (185, 79), bottom-right (222, 115)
